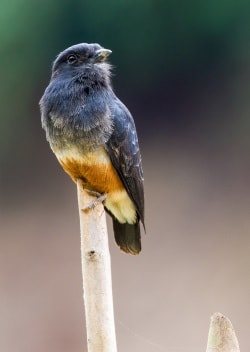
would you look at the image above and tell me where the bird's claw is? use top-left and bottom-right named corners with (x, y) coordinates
top-left (82, 190), bottom-right (107, 211)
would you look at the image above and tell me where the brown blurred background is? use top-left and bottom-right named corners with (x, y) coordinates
top-left (1, 1), bottom-right (250, 351)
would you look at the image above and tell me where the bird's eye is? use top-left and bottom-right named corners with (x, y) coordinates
top-left (67, 54), bottom-right (78, 64)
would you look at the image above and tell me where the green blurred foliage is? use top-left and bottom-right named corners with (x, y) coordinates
top-left (1, 0), bottom-right (250, 162)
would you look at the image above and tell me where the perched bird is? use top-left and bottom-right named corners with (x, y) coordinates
top-left (40, 43), bottom-right (144, 254)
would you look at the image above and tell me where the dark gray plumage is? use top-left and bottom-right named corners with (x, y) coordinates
top-left (40, 43), bottom-right (144, 254)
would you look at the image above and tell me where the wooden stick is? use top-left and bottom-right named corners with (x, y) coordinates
top-left (77, 180), bottom-right (117, 352)
top-left (206, 312), bottom-right (240, 352)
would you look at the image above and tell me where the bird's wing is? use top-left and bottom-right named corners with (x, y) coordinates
top-left (105, 96), bottom-right (145, 226)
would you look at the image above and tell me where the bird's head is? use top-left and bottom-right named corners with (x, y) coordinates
top-left (51, 43), bottom-right (112, 81)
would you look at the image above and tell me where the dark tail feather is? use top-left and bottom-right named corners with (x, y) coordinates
top-left (112, 219), bottom-right (141, 255)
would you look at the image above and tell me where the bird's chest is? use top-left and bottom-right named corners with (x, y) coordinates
top-left (45, 111), bottom-right (111, 154)
top-left (42, 83), bottom-right (113, 153)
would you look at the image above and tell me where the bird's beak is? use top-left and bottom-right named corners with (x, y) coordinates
top-left (94, 48), bottom-right (112, 62)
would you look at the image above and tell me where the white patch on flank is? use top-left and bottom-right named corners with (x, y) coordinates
top-left (105, 189), bottom-right (137, 224)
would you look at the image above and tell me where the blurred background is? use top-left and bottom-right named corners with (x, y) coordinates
top-left (1, 0), bottom-right (250, 351)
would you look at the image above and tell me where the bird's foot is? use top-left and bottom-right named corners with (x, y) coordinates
top-left (82, 190), bottom-right (107, 211)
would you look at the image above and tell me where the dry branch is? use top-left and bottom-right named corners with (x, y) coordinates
top-left (77, 180), bottom-right (117, 352)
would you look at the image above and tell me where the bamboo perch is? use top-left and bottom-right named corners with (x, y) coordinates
top-left (77, 180), bottom-right (117, 352)
top-left (206, 312), bottom-right (240, 352)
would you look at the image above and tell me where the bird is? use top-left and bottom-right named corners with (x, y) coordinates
top-left (39, 43), bottom-right (144, 255)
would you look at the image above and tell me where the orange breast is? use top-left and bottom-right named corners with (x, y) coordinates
top-left (55, 147), bottom-right (124, 194)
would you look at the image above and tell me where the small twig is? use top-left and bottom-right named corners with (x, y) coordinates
top-left (206, 312), bottom-right (240, 352)
top-left (77, 180), bottom-right (117, 352)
